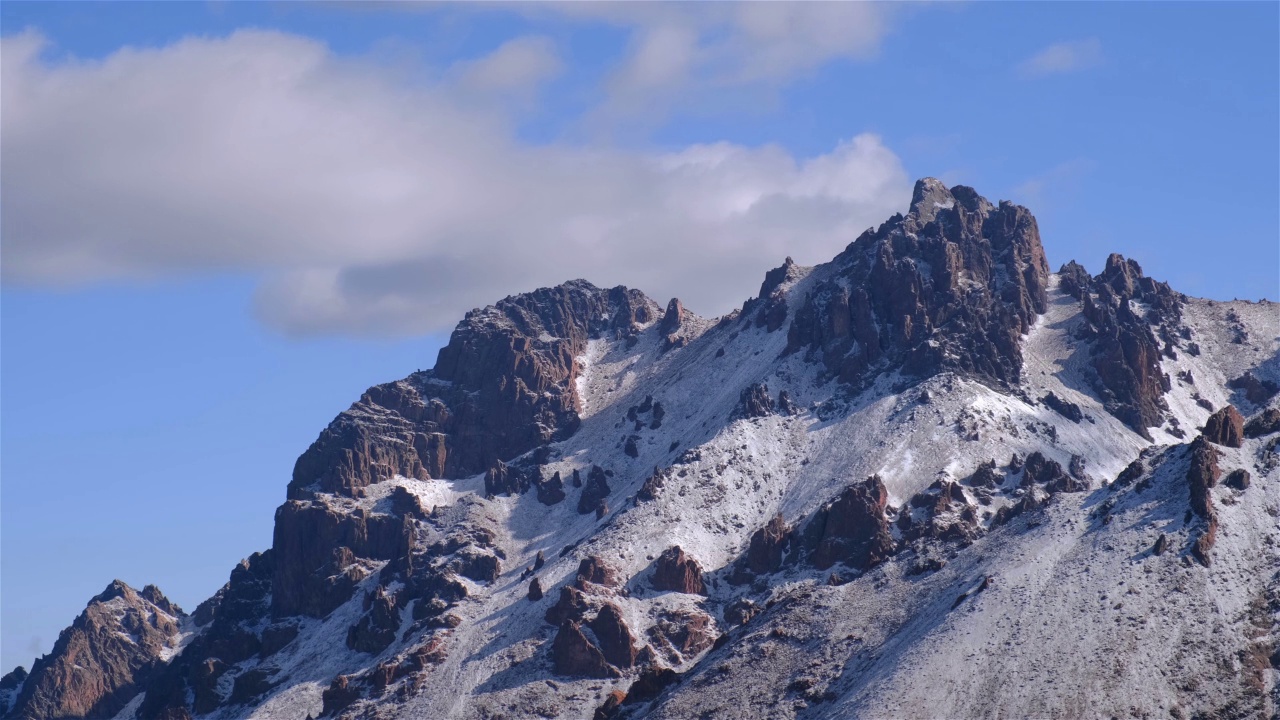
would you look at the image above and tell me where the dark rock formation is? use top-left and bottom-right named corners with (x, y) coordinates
top-left (576, 556), bottom-right (622, 589)
top-left (594, 689), bottom-right (628, 720)
top-left (723, 599), bottom-right (760, 626)
top-left (1041, 392), bottom-right (1083, 423)
top-left (228, 668), bottom-right (274, 706)
top-left (1203, 405), bottom-right (1245, 448)
top-left (1022, 451), bottom-right (1086, 493)
top-left (347, 586), bottom-right (401, 654)
top-left (1225, 469), bottom-right (1251, 491)
top-left (588, 603), bottom-right (639, 669)
top-left (737, 382), bottom-right (775, 419)
top-left (545, 586), bottom-right (591, 626)
top-left (537, 471), bottom-right (566, 505)
top-left (271, 499), bottom-right (409, 617)
top-left (776, 390), bottom-right (800, 416)
top-left (637, 467), bottom-right (667, 502)
top-left (660, 298), bottom-right (684, 336)
top-left (648, 610), bottom-right (716, 663)
top-left (577, 465), bottom-right (612, 515)
top-left (290, 281), bottom-right (660, 498)
top-left (651, 546), bottom-right (705, 594)
top-left (321, 674), bottom-right (362, 717)
top-left (1244, 408), bottom-right (1280, 438)
top-left (552, 622), bottom-right (620, 679)
top-left (626, 666), bottom-right (680, 704)
top-left (485, 460), bottom-right (538, 497)
top-left (1153, 534), bottom-right (1169, 556)
top-left (786, 179), bottom-right (1049, 389)
top-left (746, 514), bottom-right (791, 575)
top-left (1229, 372), bottom-right (1280, 406)
top-left (1071, 255), bottom-right (1182, 438)
top-left (4, 581), bottom-right (184, 720)
top-left (807, 476), bottom-right (897, 570)
top-left (528, 578), bottom-right (544, 601)
top-left (139, 552), bottom-right (275, 719)
top-left (1187, 437), bottom-right (1222, 519)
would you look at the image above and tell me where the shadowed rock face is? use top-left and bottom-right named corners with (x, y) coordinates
top-left (1066, 255), bottom-right (1183, 438)
top-left (6, 581), bottom-right (184, 720)
top-left (651, 546), bottom-right (706, 595)
top-left (807, 476), bottom-right (897, 570)
top-left (289, 281), bottom-right (660, 499)
top-left (787, 179), bottom-right (1050, 389)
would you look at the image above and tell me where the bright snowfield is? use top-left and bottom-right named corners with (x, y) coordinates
top-left (125, 264), bottom-right (1280, 720)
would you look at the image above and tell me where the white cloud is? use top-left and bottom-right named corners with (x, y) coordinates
top-left (1, 30), bottom-right (911, 336)
top-left (1018, 38), bottom-right (1103, 77)
top-left (453, 35), bottom-right (562, 96)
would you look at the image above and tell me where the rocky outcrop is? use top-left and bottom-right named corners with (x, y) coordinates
top-left (786, 179), bottom-right (1049, 389)
top-left (648, 610), bottom-right (716, 664)
top-left (588, 603), bottom-right (639, 670)
top-left (807, 476), bottom-right (897, 570)
top-left (660, 298), bottom-right (684, 336)
top-left (1244, 408), bottom-right (1280, 438)
top-left (1041, 392), bottom-right (1083, 423)
top-left (737, 383), bottom-right (775, 419)
top-left (1071, 255), bottom-right (1182, 438)
top-left (289, 282), bottom-right (660, 498)
top-left (139, 552), bottom-right (275, 719)
top-left (577, 465), bottom-right (612, 515)
top-left (576, 556), bottom-right (622, 590)
top-left (537, 471), bottom-right (566, 505)
top-left (271, 498), bottom-right (410, 618)
top-left (4, 581), bottom-right (184, 720)
top-left (651, 546), bottom-right (705, 595)
top-left (1203, 405), bottom-right (1245, 448)
top-left (552, 622), bottom-right (620, 679)
top-left (1229, 371), bottom-right (1279, 406)
top-left (1225, 469), bottom-right (1251, 491)
top-left (485, 460), bottom-right (538, 497)
top-left (746, 514), bottom-right (791, 575)
top-left (528, 578), bottom-right (544, 601)
top-left (1186, 437), bottom-right (1221, 567)
top-left (347, 586), bottom-right (401, 655)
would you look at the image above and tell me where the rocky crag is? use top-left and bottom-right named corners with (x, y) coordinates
top-left (6, 179), bottom-right (1278, 720)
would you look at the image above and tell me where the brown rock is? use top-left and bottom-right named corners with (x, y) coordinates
top-left (1244, 408), bottom-right (1280, 438)
top-left (785, 180), bottom-right (1049, 391)
top-left (289, 282), bottom-right (660, 498)
top-left (545, 585), bottom-right (591, 626)
top-left (723, 598), bottom-right (760, 626)
top-left (576, 556), bottom-right (622, 589)
top-left (626, 666), bottom-right (679, 704)
top-left (321, 675), bottom-right (362, 717)
top-left (1225, 468), bottom-right (1251, 491)
top-left (737, 382), bottom-right (775, 419)
top-left (594, 689), bottom-right (628, 720)
top-left (271, 499), bottom-right (410, 617)
top-left (528, 578), bottom-right (544, 601)
top-left (660, 298), bottom-right (684, 336)
top-left (1228, 372), bottom-right (1280, 405)
top-left (746, 514), bottom-right (790, 575)
top-left (1203, 405), bottom-right (1245, 448)
top-left (589, 603), bottom-right (639, 669)
top-left (552, 621), bottom-right (620, 679)
top-left (1187, 436), bottom-right (1221, 519)
top-left (537, 471), bottom-right (566, 505)
top-left (1153, 534), bottom-right (1169, 556)
top-left (808, 476), bottom-right (897, 570)
top-left (346, 586), bottom-right (400, 654)
top-left (648, 609), bottom-right (717, 663)
top-left (3, 580), bottom-right (185, 720)
top-left (652, 546), bottom-right (705, 594)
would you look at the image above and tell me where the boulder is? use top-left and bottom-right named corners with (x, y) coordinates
top-left (577, 466), bottom-right (612, 515)
top-left (1244, 408), bottom-right (1280, 438)
top-left (652, 546), bottom-right (705, 594)
top-left (808, 476), bottom-right (897, 570)
top-left (737, 383), bottom-right (775, 419)
top-left (588, 603), bottom-right (639, 669)
top-left (552, 622), bottom-right (620, 679)
top-left (1203, 405), bottom-right (1245, 448)
top-left (746, 514), bottom-right (790, 575)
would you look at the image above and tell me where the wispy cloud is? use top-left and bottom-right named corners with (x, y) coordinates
top-left (1018, 38), bottom-right (1103, 78)
top-left (1, 30), bottom-right (911, 337)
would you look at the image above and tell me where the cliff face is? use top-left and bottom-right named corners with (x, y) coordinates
top-left (785, 178), bottom-right (1050, 389)
top-left (8, 179), bottom-right (1278, 720)
top-left (288, 282), bottom-right (660, 499)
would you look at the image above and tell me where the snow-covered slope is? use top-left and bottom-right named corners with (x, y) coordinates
top-left (7, 179), bottom-right (1277, 720)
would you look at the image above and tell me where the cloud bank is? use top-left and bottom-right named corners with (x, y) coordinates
top-left (1, 28), bottom-right (910, 336)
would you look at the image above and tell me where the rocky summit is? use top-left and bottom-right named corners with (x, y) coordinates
top-left (5, 179), bottom-right (1278, 720)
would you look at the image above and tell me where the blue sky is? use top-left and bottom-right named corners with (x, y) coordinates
top-left (1, 1), bottom-right (1276, 672)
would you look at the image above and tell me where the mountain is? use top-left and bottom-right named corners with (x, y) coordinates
top-left (5, 179), bottom-right (1277, 720)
